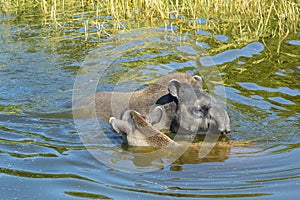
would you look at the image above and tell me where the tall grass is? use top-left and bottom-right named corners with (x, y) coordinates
top-left (1, 0), bottom-right (299, 43)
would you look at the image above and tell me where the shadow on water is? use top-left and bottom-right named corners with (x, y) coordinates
top-left (0, 13), bottom-right (300, 199)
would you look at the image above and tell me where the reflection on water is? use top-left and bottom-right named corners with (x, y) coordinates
top-left (1, 14), bottom-right (300, 199)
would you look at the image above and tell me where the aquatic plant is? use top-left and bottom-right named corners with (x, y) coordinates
top-left (1, 0), bottom-right (299, 44)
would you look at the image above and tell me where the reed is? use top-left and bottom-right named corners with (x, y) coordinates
top-left (1, 0), bottom-right (299, 43)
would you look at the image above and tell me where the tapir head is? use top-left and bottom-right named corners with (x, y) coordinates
top-left (206, 104), bottom-right (231, 134)
top-left (167, 77), bottom-right (231, 135)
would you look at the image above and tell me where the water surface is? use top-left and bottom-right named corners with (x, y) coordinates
top-left (0, 14), bottom-right (300, 199)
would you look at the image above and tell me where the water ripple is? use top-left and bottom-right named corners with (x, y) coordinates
top-left (199, 42), bottom-right (264, 66)
top-left (237, 82), bottom-right (300, 96)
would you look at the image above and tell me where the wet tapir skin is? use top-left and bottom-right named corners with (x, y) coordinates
top-left (73, 73), bottom-right (230, 135)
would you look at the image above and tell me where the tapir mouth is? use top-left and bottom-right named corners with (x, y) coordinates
top-left (200, 122), bottom-right (231, 135)
top-left (217, 124), bottom-right (231, 134)
top-left (219, 130), bottom-right (231, 134)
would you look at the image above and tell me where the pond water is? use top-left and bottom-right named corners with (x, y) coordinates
top-left (0, 14), bottom-right (300, 199)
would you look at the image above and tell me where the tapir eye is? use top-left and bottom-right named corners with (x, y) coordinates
top-left (191, 107), bottom-right (204, 117)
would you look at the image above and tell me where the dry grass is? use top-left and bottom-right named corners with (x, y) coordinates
top-left (1, 0), bottom-right (299, 43)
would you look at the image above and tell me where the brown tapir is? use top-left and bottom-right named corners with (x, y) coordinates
top-left (109, 109), bottom-right (180, 148)
top-left (73, 73), bottom-right (230, 135)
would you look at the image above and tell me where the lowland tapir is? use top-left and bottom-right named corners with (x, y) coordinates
top-left (73, 73), bottom-right (230, 135)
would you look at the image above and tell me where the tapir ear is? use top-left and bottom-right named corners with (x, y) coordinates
top-left (120, 109), bottom-right (132, 121)
top-left (109, 117), bottom-right (133, 134)
top-left (148, 106), bottom-right (163, 124)
top-left (168, 79), bottom-right (181, 98)
top-left (193, 75), bottom-right (203, 88)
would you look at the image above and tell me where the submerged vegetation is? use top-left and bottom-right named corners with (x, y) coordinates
top-left (1, 0), bottom-right (299, 45)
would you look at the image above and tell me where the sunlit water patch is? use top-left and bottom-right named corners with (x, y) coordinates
top-left (0, 16), bottom-right (300, 199)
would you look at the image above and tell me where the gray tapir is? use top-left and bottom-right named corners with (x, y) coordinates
top-left (73, 73), bottom-right (230, 135)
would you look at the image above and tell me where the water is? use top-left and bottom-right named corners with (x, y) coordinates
top-left (0, 14), bottom-right (300, 199)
